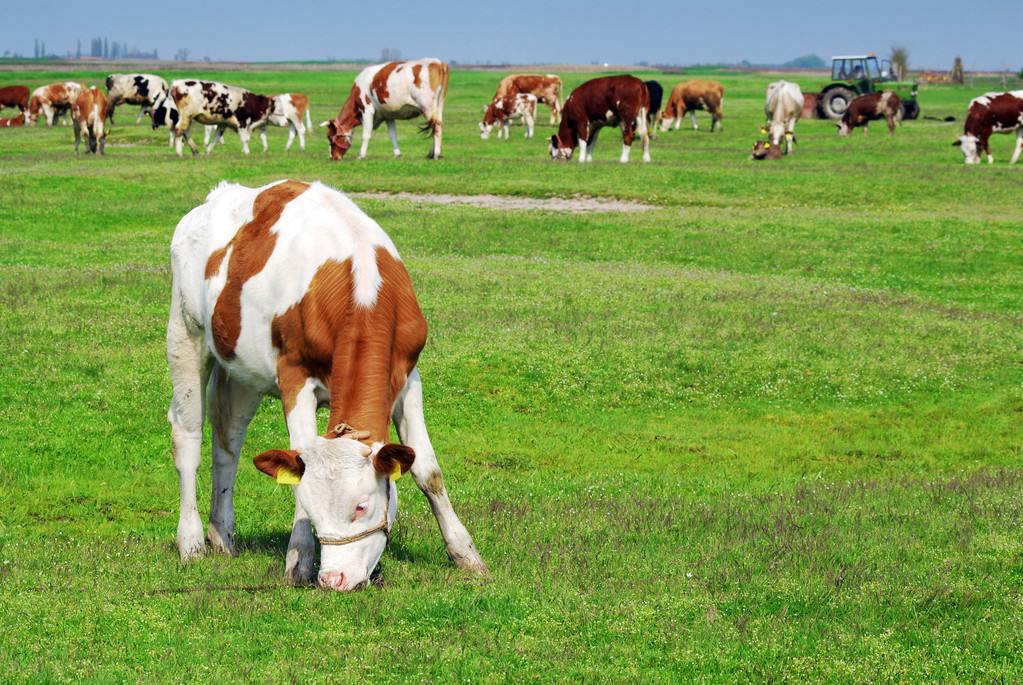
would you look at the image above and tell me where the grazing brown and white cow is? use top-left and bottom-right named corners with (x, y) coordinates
top-left (104, 73), bottom-right (169, 124)
top-left (151, 80), bottom-right (276, 156)
top-left (168, 180), bottom-right (487, 591)
top-left (26, 82), bottom-right (83, 127)
top-left (323, 59), bottom-right (448, 160)
top-left (659, 80), bottom-right (724, 132)
top-left (479, 93), bottom-right (538, 140)
top-left (0, 113), bottom-right (25, 127)
top-left (752, 80), bottom-right (804, 159)
top-left (71, 87), bottom-right (108, 156)
top-left (953, 90), bottom-right (1023, 164)
top-left (550, 75), bottom-right (650, 163)
top-left (204, 92), bottom-right (313, 152)
top-left (493, 74), bottom-right (562, 125)
top-left (837, 91), bottom-right (901, 136)
top-left (0, 85), bottom-right (29, 115)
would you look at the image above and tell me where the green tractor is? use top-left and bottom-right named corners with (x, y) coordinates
top-left (814, 53), bottom-right (920, 120)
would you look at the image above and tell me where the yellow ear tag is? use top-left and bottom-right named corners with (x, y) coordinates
top-left (276, 467), bottom-right (301, 485)
top-left (760, 127), bottom-right (768, 134)
top-left (390, 465), bottom-right (402, 482)
top-left (785, 133), bottom-right (793, 139)
top-left (764, 142), bottom-right (771, 148)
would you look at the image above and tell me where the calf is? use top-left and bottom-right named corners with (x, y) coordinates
top-left (659, 80), bottom-right (724, 132)
top-left (493, 74), bottom-right (562, 125)
top-left (753, 80), bottom-right (803, 158)
top-left (0, 114), bottom-right (25, 127)
top-left (72, 87), bottom-right (108, 156)
top-left (204, 92), bottom-right (313, 152)
top-left (0, 85), bottom-right (29, 115)
top-left (952, 90), bottom-right (1023, 164)
top-left (27, 82), bottom-right (83, 126)
top-left (645, 80), bottom-right (663, 137)
top-left (104, 73), bottom-right (169, 124)
top-left (323, 59), bottom-right (448, 160)
top-left (152, 80), bottom-right (275, 156)
top-left (479, 93), bottom-right (538, 140)
top-left (168, 179), bottom-right (487, 590)
top-left (837, 91), bottom-right (901, 136)
top-left (550, 75), bottom-right (650, 163)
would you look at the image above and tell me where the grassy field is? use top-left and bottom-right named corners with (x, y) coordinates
top-left (1, 65), bottom-right (1022, 682)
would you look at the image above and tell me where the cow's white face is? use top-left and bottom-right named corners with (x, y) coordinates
top-left (953, 134), bottom-right (980, 163)
top-left (549, 134), bottom-right (573, 160)
top-left (324, 120), bottom-right (354, 160)
top-left (836, 119), bottom-right (852, 137)
top-left (479, 121), bottom-right (494, 139)
top-left (254, 437), bottom-right (415, 591)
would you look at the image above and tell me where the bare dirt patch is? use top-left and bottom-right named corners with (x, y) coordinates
top-left (350, 191), bottom-right (655, 213)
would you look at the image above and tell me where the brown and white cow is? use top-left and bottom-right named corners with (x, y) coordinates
top-left (151, 80), bottom-right (276, 156)
top-left (0, 86), bottom-right (29, 115)
top-left (27, 82), bottom-right (83, 127)
top-left (0, 113), bottom-right (25, 127)
top-left (323, 59), bottom-right (448, 160)
top-left (550, 75), bottom-right (650, 163)
top-left (104, 73), bottom-right (169, 124)
top-left (953, 90), bottom-right (1023, 164)
top-left (837, 91), bottom-right (901, 136)
top-left (493, 74), bottom-right (562, 125)
top-left (479, 93), bottom-right (538, 140)
top-left (659, 80), bottom-right (724, 132)
top-left (71, 87), bottom-right (108, 156)
top-left (751, 80), bottom-right (804, 159)
top-left (168, 179), bottom-right (488, 591)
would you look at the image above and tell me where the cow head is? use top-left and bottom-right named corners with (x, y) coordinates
top-left (322, 118), bottom-right (353, 160)
top-left (150, 92), bottom-right (179, 130)
top-left (750, 139), bottom-right (781, 161)
top-left (479, 100), bottom-right (504, 139)
top-left (836, 114), bottom-right (853, 137)
top-left (254, 436), bottom-right (415, 591)
top-left (952, 134), bottom-right (981, 164)
top-left (549, 134), bottom-right (573, 160)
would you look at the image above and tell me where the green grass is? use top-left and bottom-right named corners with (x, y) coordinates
top-left (1, 66), bottom-right (1022, 683)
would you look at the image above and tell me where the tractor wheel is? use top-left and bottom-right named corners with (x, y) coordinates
top-left (900, 101), bottom-right (920, 120)
top-left (821, 87), bottom-right (856, 120)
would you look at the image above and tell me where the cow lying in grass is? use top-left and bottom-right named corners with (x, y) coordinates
top-left (167, 179), bottom-right (487, 591)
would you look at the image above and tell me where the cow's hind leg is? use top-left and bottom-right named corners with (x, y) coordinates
top-left (386, 119), bottom-right (401, 158)
top-left (207, 365), bottom-right (263, 556)
top-left (1010, 129), bottom-right (1023, 164)
top-left (167, 293), bottom-right (212, 561)
top-left (392, 368), bottom-right (488, 575)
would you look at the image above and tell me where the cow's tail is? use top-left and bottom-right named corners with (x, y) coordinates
top-left (305, 106), bottom-right (312, 130)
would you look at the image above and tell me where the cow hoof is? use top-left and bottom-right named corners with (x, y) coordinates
top-left (177, 538), bottom-right (207, 562)
top-left (207, 525), bottom-right (237, 557)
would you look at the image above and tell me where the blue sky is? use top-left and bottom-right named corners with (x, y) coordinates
top-left (3, 0), bottom-right (1020, 70)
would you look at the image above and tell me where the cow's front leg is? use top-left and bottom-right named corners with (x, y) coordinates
top-left (392, 368), bottom-right (488, 576)
top-left (238, 127), bottom-right (252, 155)
top-left (577, 139), bottom-right (588, 164)
top-left (279, 368), bottom-right (320, 585)
top-left (73, 121), bottom-right (82, 157)
top-left (207, 365), bottom-right (262, 556)
top-left (689, 110), bottom-right (698, 130)
top-left (620, 124), bottom-right (636, 163)
top-left (359, 112), bottom-right (374, 159)
top-left (135, 105), bottom-right (147, 125)
top-left (386, 119), bottom-right (401, 158)
top-left (296, 121), bottom-right (306, 151)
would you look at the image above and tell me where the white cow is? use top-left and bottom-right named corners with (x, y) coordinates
top-left (763, 80), bottom-right (804, 155)
top-left (322, 58), bottom-right (448, 160)
top-left (168, 179), bottom-right (487, 591)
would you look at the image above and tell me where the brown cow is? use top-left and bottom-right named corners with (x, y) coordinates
top-left (0, 86), bottom-right (29, 115)
top-left (493, 74), bottom-right (562, 125)
top-left (27, 82), bottom-right (83, 127)
top-left (659, 80), bottom-right (724, 132)
top-left (72, 87), bottom-right (109, 156)
top-left (549, 75), bottom-right (651, 163)
top-left (952, 90), bottom-right (1023, 164)
top-left (837, 91), bottom-right (901, 136)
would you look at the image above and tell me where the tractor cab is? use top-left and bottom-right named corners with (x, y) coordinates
top-left (813, 52), bottom-right (919, 120)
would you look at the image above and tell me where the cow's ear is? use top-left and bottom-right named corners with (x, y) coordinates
top-left (254, 449), bottom-right (305, 484)
top-left (951, 139), bottom-right (962, 147)
top-left (372, 444), bottom-right (415, 480)
top-left (550, 134), bottom-right (558, 148)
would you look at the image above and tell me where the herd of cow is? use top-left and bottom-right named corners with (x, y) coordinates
top-left (1, 59), bottom-right (1022, 164)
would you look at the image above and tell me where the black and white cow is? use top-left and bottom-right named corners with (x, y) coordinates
top-left (151, 80), bottom-right (275, 156)
top-left (105, 73), bottom-right (169, 124)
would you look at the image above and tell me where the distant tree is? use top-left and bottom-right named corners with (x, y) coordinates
top-left (889, 46), bottom-right (909, 80)
top-left (950, 57), bottom-right (964, 84)
top-left (783, 54), bottom-right (826, 68)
